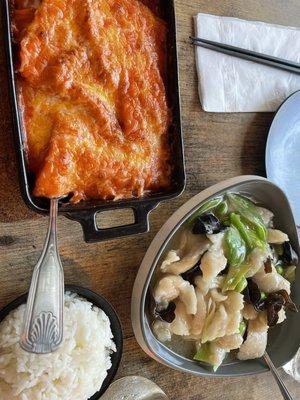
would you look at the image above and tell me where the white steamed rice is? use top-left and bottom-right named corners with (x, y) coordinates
top-left (0, 292), bottom-right (116, 400)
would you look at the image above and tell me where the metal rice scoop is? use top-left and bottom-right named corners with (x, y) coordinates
top-left (20, 198), bottom-right (64, 353)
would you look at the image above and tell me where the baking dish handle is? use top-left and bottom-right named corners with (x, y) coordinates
top-left (65, 202), bottom-right (159, 243)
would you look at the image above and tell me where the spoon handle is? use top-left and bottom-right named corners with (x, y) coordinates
top-left (264, 352), bottom-right (293, 400)
top-left (20, 199), bottom-right (64, 354)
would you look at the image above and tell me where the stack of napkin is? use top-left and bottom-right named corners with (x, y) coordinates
top-left (194, 13), bottom-right (300, 112)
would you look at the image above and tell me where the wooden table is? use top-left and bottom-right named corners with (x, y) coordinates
top-left (1, 1), bottom-right (300, 399)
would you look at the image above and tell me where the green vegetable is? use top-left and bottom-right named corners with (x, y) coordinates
top-left (260, 292), bottom-right (267, 300)
top-left (221, 217), bottom-right (231, 227)
top-left (224, 226), bottom-right (246, 267)
top-left (246, 228), bottom-right (266, 249)
top-left (194, 343), bottom-right (219, 370)
top-left (215, 201), bottom-right (228, 217)
top-left (194, 343), bottom-right (212, 363)
top-left (276, 265), bottom-right (284, 275)
top-left (230, 213), bottom-right (265, 250)
top-left (222, 263), bottom-right (250, 292)
top-left (238, 321), bottom-right (247, 336)
top-left (230, 213), bottom-right (252, 248)
top-left (188, 197), bottom-right (223, 224)
top-left (283, 266), bottom-right (297, 283)
top-left (223, 216), bottom-right (252, 292)
top-left (227, 193), bottom-right (267, 242)
top-left (201, 303), bottom-right (217, 343)
top-left (235, 277), bottom-right (247, 293)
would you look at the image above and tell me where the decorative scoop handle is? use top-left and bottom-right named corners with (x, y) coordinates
top-left (20, 199), bottom-right (64, 353)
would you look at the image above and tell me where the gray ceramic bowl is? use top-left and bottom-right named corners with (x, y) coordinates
top-left (131, 175), bottom-right (300, 377)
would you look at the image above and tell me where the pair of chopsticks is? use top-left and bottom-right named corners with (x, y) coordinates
top-left (190, 36), bottom-right (300, 75)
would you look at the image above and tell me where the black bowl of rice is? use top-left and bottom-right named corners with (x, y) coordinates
top-left (0, 285), bottom-right (123, 400)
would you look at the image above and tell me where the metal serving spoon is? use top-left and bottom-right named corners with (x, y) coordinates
top-left (101, 376), bottom-right (169, 400)
top-left (20, 198), bottom-right (64, 353)
top-left (264, 352), bottom-right (293, 400)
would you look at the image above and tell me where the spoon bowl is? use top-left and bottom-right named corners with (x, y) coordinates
top-left (100, 376), bottom-right (168, 400)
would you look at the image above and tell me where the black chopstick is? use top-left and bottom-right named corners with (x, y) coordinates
top-left (190, 36), bottom-right (300, 75)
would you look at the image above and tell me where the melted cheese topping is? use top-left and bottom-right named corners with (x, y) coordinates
top-left (14, 0), bottom-right (171, 201)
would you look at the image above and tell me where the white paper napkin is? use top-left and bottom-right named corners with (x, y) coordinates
top-left (194, 13), bottom-right (300, 112)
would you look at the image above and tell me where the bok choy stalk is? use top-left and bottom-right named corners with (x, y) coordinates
top-left (193, 343), bottom-right (223, 372)
top-left (223, 263), bottom-right (250, 292)
top-left (215, 201), bottom-right (228, 217)
top-left (226, 193), bottom-right (267, 242)
top-left (238, 320), bottom-right (247, 336)
top-left (235, 277), bottom-right (247, 293)
top-left (223, 207), bottom-right (267, 291)
top-left (223, 225), bottom-right (249, 292)
top-left (194, 343), bottom-right (212, 363)
top-left (224, 226), bottom-right (246, 266)
top-left (230, 213), bottom-right (266, 250)
top-left (188, 197), bottom-right (223, 224)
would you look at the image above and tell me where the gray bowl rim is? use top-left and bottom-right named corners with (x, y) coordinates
top-left (131, 175), bottom-right (300, 377)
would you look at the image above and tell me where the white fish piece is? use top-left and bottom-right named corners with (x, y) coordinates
top-left (196, 290), bottom-right (243, 343)
top-left (201, 334), bottom-right (243, 369)
top-left (194, 276), bottom-right (211, 295)
top-left (253, 266), bottom-right (291, 294)
top-left (153, 320), bottom-right (172, 342)
top-left (242, 304), bottom-right (258, 320)
top-left (210, 288), bottom-right (228, 303)
top-left (207, 232), bottom-right (225, 245)
top-left (237, 313), bottom-right (268, 360)
top-left (200, 233), bottom-right (227, 287)
top-left (194, 252), bottom-right (226, 296)
top-left (225, 291), bottom-right (244, 313)
top-left (194, 275), bottom-right (226, 295)
top-left (224, 291), bottom-right (244, 336)
top-left (161, 230), bottom-right (210, 275)
top-left (256, 207), bottom-right (274, 227)
top-left (191, 288), bottom-right (207, 336)
top-left (202, 304), bottom-right (228, 343)
top-left (208, 342), bottom-right (227, 368)
top-left (160, 250), bottom-right (180, 271)
top-left (237, 330), bottom-right (268, 360)
top-left (267, 229), bottom-right (289, 244)
top-left (180, 285), bottom-right (198, 316)
top-left (216, 333), bottom-right (244, 351)
top-left (170, 301), bottom-right (193, 336)
top-left (153, 275), bottom-right (198, 315)
top-left (211, 276), bottom-right (226, 289)
top-left (245, 247), bottom-right (271, 278)
top-left (225, 312), bottom-right (242, 336)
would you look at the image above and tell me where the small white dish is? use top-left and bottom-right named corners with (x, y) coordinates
top-left (266, 90), bottom-right (300, 226)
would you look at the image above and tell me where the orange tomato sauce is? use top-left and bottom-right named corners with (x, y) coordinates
top-left (13, 0), bottom-right (171, 202)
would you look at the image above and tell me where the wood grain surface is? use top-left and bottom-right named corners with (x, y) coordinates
top-left (1, 1), bottom-right (300, 399)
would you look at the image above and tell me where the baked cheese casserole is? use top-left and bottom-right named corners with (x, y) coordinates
top-left (13, 0), bottom-right (171, 202)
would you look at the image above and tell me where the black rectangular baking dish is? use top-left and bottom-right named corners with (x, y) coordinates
top-left (3, 0), bottom-right (185, 243)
